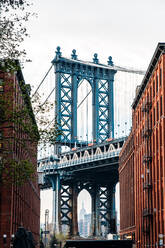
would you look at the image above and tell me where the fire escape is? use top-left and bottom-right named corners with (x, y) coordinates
top-left (142, 100), bottom-right (152, 234)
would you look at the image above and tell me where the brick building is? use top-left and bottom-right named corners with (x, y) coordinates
top-left (119, 131), bottom-right (135, 240)
top-left (119, 43), bottom-right (165, 247)
top-left (0, 62), bottom-right (40, 247)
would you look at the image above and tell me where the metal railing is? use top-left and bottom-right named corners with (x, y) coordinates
top-left (38, 148), bottom-right (122, 173)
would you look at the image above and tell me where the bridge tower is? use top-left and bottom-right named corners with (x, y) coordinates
top-left (52, 47), bottom-right (116, 154)
top-left (42, 48), bottom-right (118, 237)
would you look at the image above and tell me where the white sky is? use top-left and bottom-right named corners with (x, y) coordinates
top-left (22, 0), bottom-right (165, 224)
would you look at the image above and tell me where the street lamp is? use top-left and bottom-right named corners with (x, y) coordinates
top-left (3, 234), bottom-right (7, 245)
top-left (11, 234), bottom-right (15, 247)
top-left (45, 209), bottom-right (49, 247)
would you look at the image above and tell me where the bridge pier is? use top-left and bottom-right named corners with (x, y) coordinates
top-left (107, 185), bottom-right (117, 234)
top-left (72, 185), bottom-right (78, 236)
top-left (50, 177), bottom-right (117, 237)
top-left (90, 184), bottom-right (117, 237)
top-left (91, 185), bottom-right (100, 236)
top-left (49, 174), bottom-right (61, 234)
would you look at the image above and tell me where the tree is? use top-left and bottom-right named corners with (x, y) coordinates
top-left (49, 234), bottom-right (58, 248)
top-left (0, 0), bottom-right (33, 64)
top-left (0, 1), bottom-right (61, 185)
top-left (49, 233), bottom-right (68, 248)
top-left (0, 62), bottom-right (61, 185)
top-left (0, 0), bottom-right (61, 185)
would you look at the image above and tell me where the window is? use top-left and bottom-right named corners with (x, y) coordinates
top-left (150, 112), bottom-right (152, 128)
top-left (160, 124), bottom-right (162, 146)
top-left (160, 68), bottom-right (162, 87)
top-left (153, 80), bottom-right (155, 97)
top-left (0, 79), bottom-right (4, 92)
top-left (160, 96), bottom-right (162, 116)
top-left (0, 131), bottom-right (2, 139)
top-left (156, 75), bottom-right (159, 92)
top-left (150, 86), bottom-right (152, 101)
top-left (157, 102), bottom-right (159, 121)
top-left (154, 108), bottom-right (155, 126)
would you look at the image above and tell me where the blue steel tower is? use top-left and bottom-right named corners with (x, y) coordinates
top-left (52, 47), bottom-right (116, 152)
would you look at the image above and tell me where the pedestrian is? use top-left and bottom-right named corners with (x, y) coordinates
top-left (40, 240), bottom-right (45, 248)
top-left (13, 226), bottom-right (29, 248)
top-left (27, 230), bottom-right (36, 248)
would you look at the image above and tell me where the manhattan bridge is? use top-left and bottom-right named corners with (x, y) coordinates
top-left (37, 47), bottom-right (145, 237)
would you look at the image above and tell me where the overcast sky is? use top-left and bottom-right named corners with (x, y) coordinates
top-left (22, 0), bottom-right (165, 224)
top-left (23, 0), bottom-right (165, 86)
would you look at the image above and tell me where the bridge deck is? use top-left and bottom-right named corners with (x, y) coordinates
top-left (65, 240), bottom-right (133, 248)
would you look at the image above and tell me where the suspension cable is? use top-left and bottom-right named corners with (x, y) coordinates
top-left (77, 89), bottom-right (92, 109)
top-left (31, 65), bottom-right (53, 99)
top-left (38, 117), bottom-right (55, 153)
top-left (86, 83), bottom-right (89, 142)
top-left (36, 87), bottom-right (55, 115)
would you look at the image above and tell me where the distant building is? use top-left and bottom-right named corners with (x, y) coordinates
top-left (119, 43), bottom-right (165, 246)
top-left (79, 202), bottom-right (87, 221)
top-left (78, 219), bottom-right (84, 237)
top-left (84, 214), bottom-right (91, 237)
top-left (0, 62), bottom-right (40, 247)
top-left (78, 202), bottom-right (91, 237)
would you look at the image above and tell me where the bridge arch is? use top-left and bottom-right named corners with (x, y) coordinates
top-left (77, 79), bottom-right (93, 142)
top-left (72, 153), bottom-right (78, 161)
top-left (84, 150), bottom-right (90, 158)
top-left (108, 143), bottom-right (115, 152)
top-left (95, 147), bottom-right (102, 155)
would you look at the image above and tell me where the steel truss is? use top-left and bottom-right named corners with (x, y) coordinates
top-left (52, 47), bottom-right (116, 147)
top-left (60, 185), bottom-right (73, 234)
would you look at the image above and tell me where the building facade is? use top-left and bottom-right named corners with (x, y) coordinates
top-left (119, 43), bottom-right (165, 247)
top-left (119, 131), bottom-right (135, 240)
top-left (0, 63), bottom-right (40, 247)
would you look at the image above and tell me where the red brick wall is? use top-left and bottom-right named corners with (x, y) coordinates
top-left (119, 132), bottom-right (135, 239)
top-left (133, 52), bottom-right (165, 247)
top-left (0, 70), bottom-right (40, 247)
top-left (119, 47), bottom-right (165, 247)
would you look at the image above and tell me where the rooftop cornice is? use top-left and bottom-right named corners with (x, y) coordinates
top-left (132, 42), bottom-right (165, 109)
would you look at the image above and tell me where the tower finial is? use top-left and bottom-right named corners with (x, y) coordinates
top-left (93, 53), bottom-right (99, 64)
top-left (55, 46), bottom-right (62, 59)
top-left (71, 49), bottom-right (77, 60)
top-left (108, 56), bottom-right (113, 66)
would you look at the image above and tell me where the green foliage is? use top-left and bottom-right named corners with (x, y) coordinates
top-left (0, 159), bottom-right (36, 185)
top-left (49, 234), bottom-right (58, 248)
top-left (49, 233), bottom-right (68, 248)
top-left (0, 0), bottom-right (33, 63)
top-left (55, 233), bottom-right (68, 243)
top-left (0, 1), bottom-right (61, 186)
top-left (0, 73), bottom-right (61, 185)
